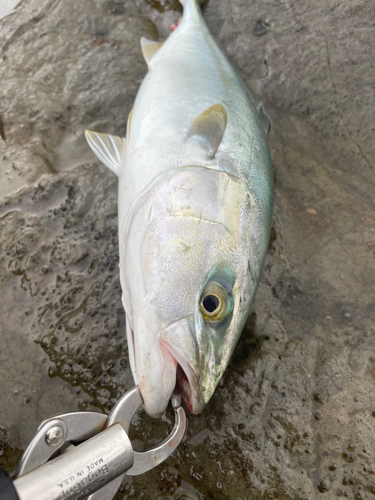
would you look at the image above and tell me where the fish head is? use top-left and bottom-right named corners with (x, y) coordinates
top-left (123, 167), bottom-right (267, 417)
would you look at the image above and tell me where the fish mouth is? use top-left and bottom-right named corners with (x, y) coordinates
top-left (162, 340), bottom-right (205, 414)
top-left (175, 364), bottom-right (193, 412)
top-left (128, 315), bottom-right (206, 417)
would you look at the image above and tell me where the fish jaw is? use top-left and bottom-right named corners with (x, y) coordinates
top-left (132, 313), bottom-right (177, 418)
top-left (160, 316), bottom-right (205, 414)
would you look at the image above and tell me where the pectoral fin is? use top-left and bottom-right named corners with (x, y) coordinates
top-left (257, 102), bottom-right (272, 135)
top-left (248, 90), bottom-right (272, 135)
top-left (126, 108), bottom-right (133, 140)
top-left (140, 37), bottom-right (163, 66)
top-left (188, 103), bottom-right (227, 159)
top-left (85, 130), bottom-right (126, 176)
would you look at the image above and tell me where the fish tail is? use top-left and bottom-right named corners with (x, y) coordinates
top-left (179, 0), bottom-right (204, 6)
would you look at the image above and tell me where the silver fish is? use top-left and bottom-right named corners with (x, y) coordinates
top-left (86, 0), bottom-right (273, 417)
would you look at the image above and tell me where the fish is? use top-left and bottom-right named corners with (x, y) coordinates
top-left (85, 0), bottom-right (273, 418)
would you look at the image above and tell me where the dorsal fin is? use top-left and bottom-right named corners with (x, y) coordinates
top-left (85, 130), bottom-right (126, 176)
top-left (140, 37), bottom-right (163, 66)
top-left (187, 103), bottom-right (227, 159)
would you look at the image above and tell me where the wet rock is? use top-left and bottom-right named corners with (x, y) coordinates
top-left (317, 480), bottom-right (329, 493)
top-left (253, 19), bottom-right (270, 37)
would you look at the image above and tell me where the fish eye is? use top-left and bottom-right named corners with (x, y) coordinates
top-left (203, 294), bottom-right (220, 313)
top-left (200, 281), bottom-right (232, 323)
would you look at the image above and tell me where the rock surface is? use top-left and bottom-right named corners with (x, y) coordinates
top-left (0, 0), bottom-right (375, 498)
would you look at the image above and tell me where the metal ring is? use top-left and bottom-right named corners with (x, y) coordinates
top-left (105, 387), bottom-right (186, 475)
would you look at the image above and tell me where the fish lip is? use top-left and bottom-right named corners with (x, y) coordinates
top-left (160, 339), bottom-right (205, 414)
